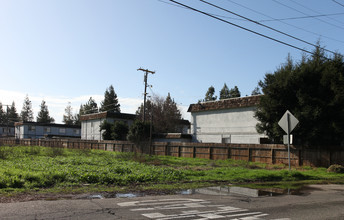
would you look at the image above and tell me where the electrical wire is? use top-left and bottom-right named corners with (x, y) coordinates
top-left (289, 0), bottom-right (344, 26)
top-left (199, 0), bottom-right (336, 55)
top-left (167, 0), bottom-right (323, 57)
top-left (259, 12), bottom-right (344, 22)
top-left (225, 0), bottom-right (344, 44)
top-left (272, 0), bottom-right (344, 31)
top-left (333, 0), bottom-right (344, 8)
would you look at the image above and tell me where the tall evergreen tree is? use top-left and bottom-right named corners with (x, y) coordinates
top-left (219, 83), bottom-right (230, 100)
top-left (63, 102), bottom-right (74, 125)
top-left (0, 102), bottom-right (6, 124)
top-left (204, 86), bottom-right (217, 102)
top-left (7, 101), bottom-right (19, 125)
top-left (82, 97), bottom-right (98, 115)
top-left (20, 95), bottom-right (34, 122)
top-left (136, 93), bottom-right (182, 133)
top-left (251, 86), bottom-right (262, 96)
top-left (36, 100), bottom-right (55, 123)
top-left (228, 86), bottom-right (241, 98)
top-left (100, 85), bottom-right (120, 112)
top-left (255, 46), bottom-right (344, 146)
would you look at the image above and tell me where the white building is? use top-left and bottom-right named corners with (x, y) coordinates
top-left (187, 95), bottom-right (267, 144)
top-left (15, 122), bottom-right (81, 139)
top-left (80, 111), bottom-right (136, 140)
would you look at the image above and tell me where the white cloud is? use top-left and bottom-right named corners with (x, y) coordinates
top-left (0, 89), bottom-right (142, 123)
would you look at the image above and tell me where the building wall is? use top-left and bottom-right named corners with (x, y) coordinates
top-left (190, 106), bottom-right (266, 144)
top-left (81, 118), bottom-right (134, 141)
top-left (0, 126), bottom-right (15, 137)
top-left (15, 124), bottom-right (80, 139)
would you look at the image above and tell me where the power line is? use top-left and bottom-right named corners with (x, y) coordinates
top-left (225, 0), bottom-right (344, 44)
top-left (167, 0), bottom-right (321, 57)
top-left (333, 0), bottom-right (344, 8)
top-left (272, 0), bottom-right (344, 31)
top-left (199, 0), bottom-right (336, 55)
top-left (259, 12), bottom-right (344, 22)
top-left (289, 0), bottom-right (344, 26)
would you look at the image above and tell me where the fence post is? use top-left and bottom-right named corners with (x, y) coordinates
top-left (209, 146), bottom-right (212, 160)
top-left (248, 148), bottom-right (252, 162)
top-left (227, 147), bottom-right (231, 160)
top-left (299, 149), bottom-right (303, 166)
top-left (165, 144), bottom-right (168, 156)
top-left (178, 145), bottom-right (181, 158)
top-left (193, 146), bottom-right (196, 158)
top-left (272, 149), bottom-right (276, 164)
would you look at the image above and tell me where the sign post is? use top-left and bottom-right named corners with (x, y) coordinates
top-left (278, 110), bottom-right (299, 171)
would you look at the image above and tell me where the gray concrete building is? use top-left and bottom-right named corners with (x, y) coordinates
top-left (80, 111), bottom-right (136, 140)
top-left (188, 95), bottom-right (267, 144)
top-left (15, 122), bottom-right (81, 139)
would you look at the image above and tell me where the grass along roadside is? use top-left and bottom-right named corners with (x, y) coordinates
top-left (0, 146), bottom-right (343, 199)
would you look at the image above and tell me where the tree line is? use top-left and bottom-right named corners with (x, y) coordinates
top-left (0, 95), bottom-right (55, 125)
top-left (200, 84), bottom-right (261, 102)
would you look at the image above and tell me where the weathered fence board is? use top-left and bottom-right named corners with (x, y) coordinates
top-left (0, 138), bottom-right (343, 167)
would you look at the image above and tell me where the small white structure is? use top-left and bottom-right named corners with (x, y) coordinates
top-left (80, 111), bottom-right (136, 140)
top-left (187, 95), bottom-right (267, 144)
top-left (15, 122), bottom-right (81, 139)
top-left (0, 124), bottom-right (15, 137)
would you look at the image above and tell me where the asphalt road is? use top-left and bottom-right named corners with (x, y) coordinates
top-left (0, 184), bottom-right (344, 220)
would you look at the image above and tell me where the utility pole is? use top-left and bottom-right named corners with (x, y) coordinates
top-left (137, 68), bottom-right (155, 122)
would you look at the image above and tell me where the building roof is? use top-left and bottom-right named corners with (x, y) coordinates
top-left (80, 111), bottom-right (137, 121)
top-left (187, 95), bottom-right (262, 113)
top-left (14, 121), bottom-right (81, 129)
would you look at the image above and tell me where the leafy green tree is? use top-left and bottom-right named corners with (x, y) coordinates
top-left (127, 120), bottom-right (151, 144)
top-left (36, 100), bottom-right (55, 123)
top-left (99, 120), bottom-right (113, 140)
top-left (82, 97), bottom-right (98, 115)
top-left (112, 121), bottom-right (129, 140)
top-left (219, 83), bottom-right (230, 100)
top-left (228, 86), bottom-right (241, 98)
top-left (100, 85), bottom-right (120, 112)
top-left (20, 95), bottom-right (34, 122)
top-left (255, 47), bottom-right (344, 146)
top-left (204, 86), bottom-right (217, 102)
top-left (136, 93), bottom-right (182, 133)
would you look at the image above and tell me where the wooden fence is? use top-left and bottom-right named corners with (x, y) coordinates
top-left (0, 138), bottom-right (343, 167)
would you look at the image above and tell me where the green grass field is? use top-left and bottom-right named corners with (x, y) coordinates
top-left (0, 146), bottom-right (343, 195)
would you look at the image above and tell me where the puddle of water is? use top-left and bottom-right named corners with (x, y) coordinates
top-left (88, 194), bottom-right (104, 199)
top-left (178, 185), bottom-right (310, 197)
top-left (115, 193), bottom-right (141, 198)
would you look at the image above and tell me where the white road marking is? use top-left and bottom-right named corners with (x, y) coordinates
top-left (117, 198), bottom-right (290, 220)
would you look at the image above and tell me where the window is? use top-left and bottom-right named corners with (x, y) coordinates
top-left (28, 126), bottom-right (36, 132)
top-left (59, 128), bottom-right (66, 134)
top-left (44, 127), bottom-right (51, 133)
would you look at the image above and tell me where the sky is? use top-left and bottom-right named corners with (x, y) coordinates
top-left (1, 0), bottom-right (344, 123)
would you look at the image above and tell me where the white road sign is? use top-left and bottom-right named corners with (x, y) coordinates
top-left (278, 110), bottom-right (299, 134)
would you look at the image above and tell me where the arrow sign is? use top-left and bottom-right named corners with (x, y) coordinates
top-left (278, 110), bottom-right (299, 134)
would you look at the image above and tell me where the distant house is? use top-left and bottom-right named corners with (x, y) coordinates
top-left (0, 124), bottom-right (15, 137)
top-left (80, 111), bottom-right (137, 140)
top-left (187, 95), bottom-right (267, 144)
top-left (15, 122), bottom-right (81, 139)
